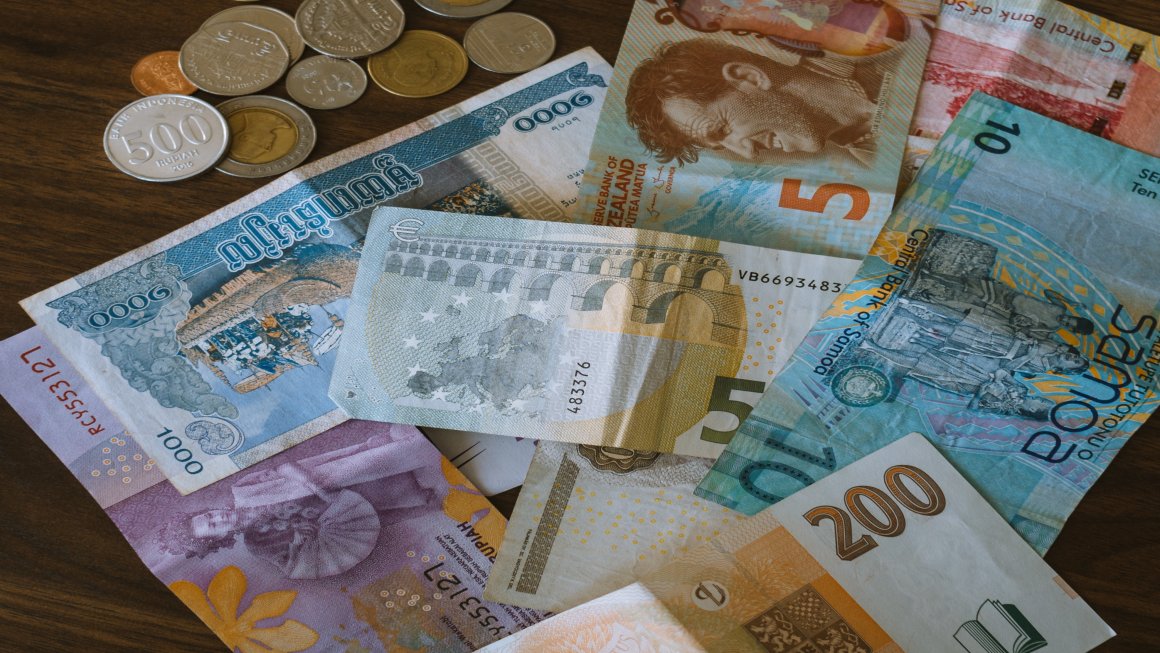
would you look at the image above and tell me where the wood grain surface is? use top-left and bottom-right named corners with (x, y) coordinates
top-left (1, 0), bottom-right (1157, 651)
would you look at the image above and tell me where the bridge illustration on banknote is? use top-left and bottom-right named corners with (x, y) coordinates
top-left (380, 230), bottom-right (746, 346)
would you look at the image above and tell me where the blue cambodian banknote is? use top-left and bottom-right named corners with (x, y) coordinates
top-left (329, 207), bottom-right (860, 457)
top-left (697, 93), bottom-right (1160, 553)
top-left (570, 0), bottom-right (940, 259)
top-left (21, 50), bottom-right (612, 494)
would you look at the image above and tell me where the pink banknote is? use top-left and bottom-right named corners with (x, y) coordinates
top-left (1, 328), bottom-right (543, 652)
top-left (905, 0), bottom-right (1160, 177)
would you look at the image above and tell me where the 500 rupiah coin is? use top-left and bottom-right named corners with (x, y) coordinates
top-left (103, 95), bottom-right (230, 182)
top-left (367, 30), bottom-right (468, 97)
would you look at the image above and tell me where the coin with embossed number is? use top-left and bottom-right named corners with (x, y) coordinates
top-left (214, 96), bottom-right (316, 178)
top-left (180, 21), bottom-right (290, 96)
top-left (202, 5), bottom-right (305, 64)
top-left (366, 30), bottom-right (468, 98)
top-left (463, 13), bottom-right (555, 73)
top-left (130, 51), bottom-right (198, 96)
top-left (286, 56), bottom-right (368, 110)
top-left (415, 0), bottom-right (513, 19)
top-left (103, 95), bottom-right (230, 182)
top-left (295, 0), bottom-right (405, 59)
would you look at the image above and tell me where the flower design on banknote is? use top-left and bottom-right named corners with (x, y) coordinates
top-left (576, 445), bottom-right (662, 474)
top-left (186, 418), bottom-right (244, 455)
top-left (169, 565), bottom-right (319, 653)
top-left (744, 585), bottom-right (870, 653)
top-left (564, 62), bottom-right (608, 91)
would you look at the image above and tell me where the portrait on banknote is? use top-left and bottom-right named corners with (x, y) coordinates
top-left (573, 0), bottom-right (938, 258)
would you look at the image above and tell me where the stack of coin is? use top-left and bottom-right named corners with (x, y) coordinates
top-left (107, 1), bottom-right (558, 181)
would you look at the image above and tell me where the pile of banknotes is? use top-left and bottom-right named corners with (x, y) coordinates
top-left (7, 0), bottom-right (1160, 650)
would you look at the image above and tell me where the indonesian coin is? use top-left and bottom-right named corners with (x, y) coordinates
top-left (202, 6), bottom-right (305, 64)
top-left (463, 13), bottom-right (555, 74)
top-left (295, 0), bottom-right (405, 59)
top-left (130, 51), bottom-right (198, 96)
top-left (214, 96), bottom-right (316, 178)
top-left (415, 0), bottom-right (513, 19)
top-left (179, 21), bottom-right (290, 96)
top-left (103, 95), bottom-right (230, 182)
top-left (286, 56), bottom-right (368, 110)
top-left (366, 30), bottom-right (469, 98)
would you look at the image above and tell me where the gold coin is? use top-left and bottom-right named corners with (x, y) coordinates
top-left (130, 51), bottom-right (197, 96)
top-left (367, 30), bottom-right (468, 98)
top-left (224, 107), bottom-right (300, 165)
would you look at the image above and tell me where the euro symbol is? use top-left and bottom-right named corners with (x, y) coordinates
top-left (389, 218), bottom-right (424, 243)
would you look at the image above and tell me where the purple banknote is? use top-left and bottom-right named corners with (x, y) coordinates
top-left (2, 328), bottom-right (543, 652)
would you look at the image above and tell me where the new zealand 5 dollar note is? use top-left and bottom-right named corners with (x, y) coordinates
top-left (697, 92), bottom-right (1160, 554)
top-left (570, 0), bottom-right (939, 259)
top-left (21, 49), bottom-right (612, 494)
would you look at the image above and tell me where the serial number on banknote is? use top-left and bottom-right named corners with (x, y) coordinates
top-left (737, 270), bottom-right (844, 293)
top-left (567, 361), bottom-right (592, 414)
top-left (423, 562), bottom-right (509, 639)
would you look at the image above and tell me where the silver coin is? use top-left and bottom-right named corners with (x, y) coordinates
top-left (463, 13), bottom-right (555, 73)
top-left (180, 21), bottom-right (290, 96)
top-left (214, 96), bottom-right (317, 178)
top-left (104, 95), bottom-right (230, 182)
top-left (286, 56), bottom-right (368, 110)
top-left (295, 0), bottom-right (405, 59)
top-left (415, 0), bottom-right (513, 19)
top-left (202, 6), bottom-right (305, 64)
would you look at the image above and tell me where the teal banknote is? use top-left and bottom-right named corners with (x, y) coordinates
top-left (21, 50), bottom-right (612, 494)
top-left (329, 207), bottom-right (859, 456)
top-left (696, 92), bottom-right (1160, 553)
top-left (570, 0), bottom-right (939, 259)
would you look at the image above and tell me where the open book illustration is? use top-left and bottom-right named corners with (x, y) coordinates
top-left (956, 600), bottom-right (1047, 653)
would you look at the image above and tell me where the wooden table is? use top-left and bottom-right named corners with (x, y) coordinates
top-left (1, 0), bottom-right (1157, 650)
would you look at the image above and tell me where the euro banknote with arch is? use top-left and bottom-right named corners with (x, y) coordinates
top-left (20, 49), bottom-right (613, 494)
top-left (696, 92), bottom-right (1160, 553)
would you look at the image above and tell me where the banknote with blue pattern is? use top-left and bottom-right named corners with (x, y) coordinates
top-left (21, 49), bottom-right (612, 494)
top-left (697, 92), bottom-right (1160, 553)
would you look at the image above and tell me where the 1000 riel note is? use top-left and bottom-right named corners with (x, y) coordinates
top-left (485, 442), bottom-right (746, 612)
top-left (329, 207), bottom-right (861, 458)
top-left (698, 92), bottom-right (1160, 554)
top-left (0, 333), bottom-right (545, 653)
top-left (903, 0), bottom-right (1160, 181)
top-left (21, 49), bottom-right (612, 494)
top-left (479, 435), bottom-right (1114, 652)
top-left (569, 0), bottom-right (939, 259)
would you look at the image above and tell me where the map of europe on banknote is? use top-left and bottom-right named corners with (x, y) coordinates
top-left (904, 0), bottom-right (1160, 180)
top-left (329, 207), bottom-right (859, 457)
top-left (697, 92), bottom-right (1160, 553)
top-left (570, 0), bottom-right (939, 259)
top-left (20, 50), bottom-right (612, 494)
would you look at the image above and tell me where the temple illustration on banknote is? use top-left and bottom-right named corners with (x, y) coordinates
top-left (824, 229), bottom-right (1091, 419)
top-left (181, 243), bottom-right (359, 393)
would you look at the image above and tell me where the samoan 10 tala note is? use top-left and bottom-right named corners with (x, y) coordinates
top-left (479, 434), bottom-right (1114, 652)
top-left (697, 92), bottom-right (1160, 553)
top-left (569, 0), bottom-right (939, 259)
top-left (0, 331), bottom-right (545, 652)
top-left (904, 0), bottom-right (1160, 181)
top-left (20, 49), bottom-right (612, 494)
top-left (329, 206), bottom-right (860, 458)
